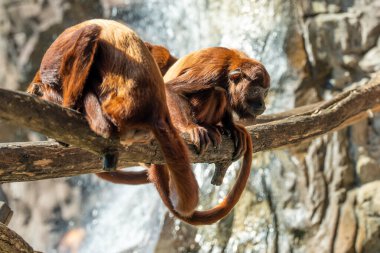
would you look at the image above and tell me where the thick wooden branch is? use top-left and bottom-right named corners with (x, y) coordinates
top-left (0, 73), bottom-right (379, 183)
top-left (0, 223), bottom-right (38, 253)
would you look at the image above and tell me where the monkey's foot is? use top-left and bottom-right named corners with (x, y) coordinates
top-left (102, 152), bottom-right (118, 171)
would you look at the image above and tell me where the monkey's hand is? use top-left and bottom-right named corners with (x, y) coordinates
top-left (186, 125), bottom-right (222, 155)
top-left (228, 124), bottom-right (248, 161)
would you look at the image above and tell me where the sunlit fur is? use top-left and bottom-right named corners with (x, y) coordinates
top-left (26, 19), bottom-right (199, 217)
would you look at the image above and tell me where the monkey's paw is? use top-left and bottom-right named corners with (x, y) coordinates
top-left (187, 126), bottom-right (222, 155)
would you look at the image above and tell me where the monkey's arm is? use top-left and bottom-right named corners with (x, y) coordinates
top-left (165, 85), bottom-right (221, 154)
top-left (165, 67), bottom-right (217, 95)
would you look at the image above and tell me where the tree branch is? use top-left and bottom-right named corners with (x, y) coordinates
top-left (0, 73), bottom-right (379, 183)
top-left (0, 223), bottom-right (38, 253)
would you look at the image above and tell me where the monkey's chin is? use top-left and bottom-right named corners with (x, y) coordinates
top-left (236, 110), bottom-right (256, 120)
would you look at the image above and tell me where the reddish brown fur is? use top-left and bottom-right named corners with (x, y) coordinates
top-left (29, 40), bottom-right (177, 185)
top-left (149, 47), bottom-right (270, 225)
top-left (26, 19), bottom-right (199, 217)
top-left (144, 42), bottom-right (177, 75)
top-left (97, 170), bottom-right (149, 184)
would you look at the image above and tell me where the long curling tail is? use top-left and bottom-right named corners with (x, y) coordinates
top-left (149, 118), bottom-right (199, 217)
top-left (150, 125), bottom-right (252, 225)
top-left (96, 170), bottom-right (150, 185)
top-left (60, 24), bottom-right (102, 107)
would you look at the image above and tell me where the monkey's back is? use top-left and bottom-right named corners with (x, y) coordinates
top-left (164, 47), bottom-right (237, 82)
top-left (87, 20), bottom-right (168, 125)
top-left (40, 19), bottom-right (167, 125)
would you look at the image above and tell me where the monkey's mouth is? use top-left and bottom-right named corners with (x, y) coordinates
top-left (247, 107), bottom-right (265, 117)
top-left (234, 100), bottom-right (265, 119)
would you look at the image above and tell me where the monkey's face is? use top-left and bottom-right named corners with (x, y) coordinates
top-left (228, 62), bottom-right (270, 119)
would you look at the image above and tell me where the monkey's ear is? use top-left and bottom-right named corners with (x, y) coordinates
top-left (228, 69), bottom-right (242, 82)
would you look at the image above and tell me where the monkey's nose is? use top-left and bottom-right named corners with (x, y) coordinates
top-left (251, 100), bottom-right (266, 115)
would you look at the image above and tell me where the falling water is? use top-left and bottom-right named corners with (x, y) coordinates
top-left (80, 176), bottom-right (166, 253)
top-left (81, 1), bottom-right (293, 252)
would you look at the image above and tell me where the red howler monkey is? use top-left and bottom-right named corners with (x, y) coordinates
top-left (26, 19), bottom-right (199, 217)
top-left (99, 47), bottom-right (270, 225)
top-left (149, 47), bottom-right (270, 225)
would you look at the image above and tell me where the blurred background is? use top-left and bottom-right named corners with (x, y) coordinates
top-left (0, 0), bottom-right (379, 252)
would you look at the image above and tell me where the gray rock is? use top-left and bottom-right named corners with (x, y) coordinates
top-left (359, 42), bottom-right (380, 73)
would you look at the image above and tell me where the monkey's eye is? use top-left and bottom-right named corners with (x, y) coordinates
top-left (228, 68), bottom-right (242, 82)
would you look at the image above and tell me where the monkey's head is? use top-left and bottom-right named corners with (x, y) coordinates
top-left (144, 42), bottom-right (178, 75)
top-left (228, 60), bottom-right (270, 119)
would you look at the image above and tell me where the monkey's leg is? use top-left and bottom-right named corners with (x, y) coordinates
top-left (83, 90), bottom-right (117, 170)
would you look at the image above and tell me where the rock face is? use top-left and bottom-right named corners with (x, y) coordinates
top-left (207, 1), bottom-right (380, 252)
top-left (0, 0), bottom-right (379, 253)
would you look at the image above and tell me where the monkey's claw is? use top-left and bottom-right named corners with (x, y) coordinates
top-left (102, 152), bottom-right (118, 171)
top-left (189, 126), bottom-right (211, 155)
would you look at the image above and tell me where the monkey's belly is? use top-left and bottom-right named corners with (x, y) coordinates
top-left (119, 129), bottom-right (153, 146)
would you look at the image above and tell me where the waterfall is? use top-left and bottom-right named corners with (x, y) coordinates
top-left (81, 1), bottom-right (292, 252)
top-left (80, 175), bottom-right (166, 253)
